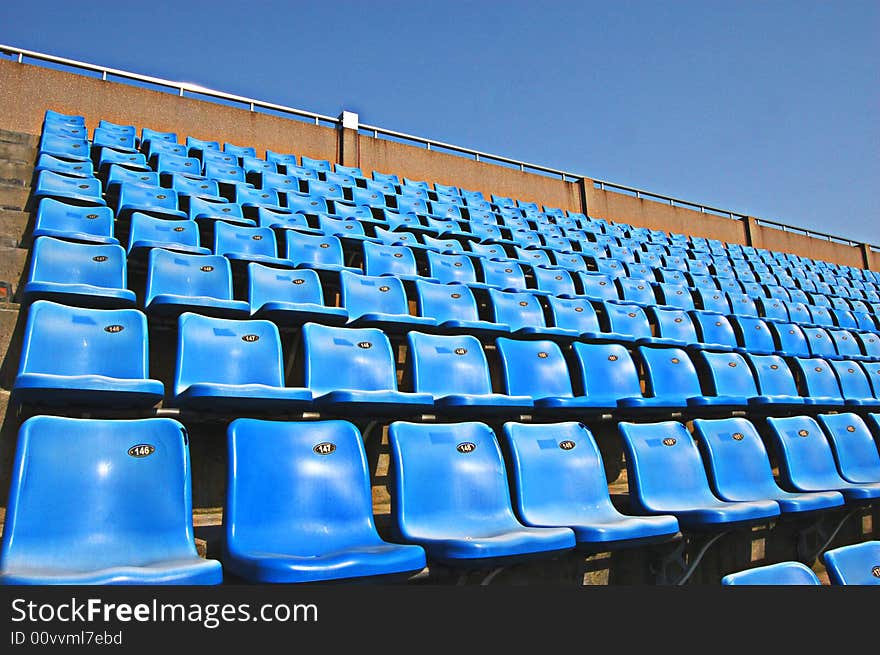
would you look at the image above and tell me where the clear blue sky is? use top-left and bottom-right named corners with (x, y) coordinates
top-left (2, 1), bottom-right (877, 245)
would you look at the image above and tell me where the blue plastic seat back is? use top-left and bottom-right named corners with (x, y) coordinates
top-left (34, 199), bottom-right (114, 242)
top-left (650, 307), bottom-right (698, 343)
top-left (241, 156), bottom-right (277, 175)
top-left (615, 278), bottom-right (655, 305)
top-left (697, 351), bottom-right (759, 397)
top-left (721, 562), bottom-right (821, 585)
top-left (785, 301), bottom-right (811, 324)
top-left (174, 313), bottom-right (285, 394)
top-left (637, 346), bottom-right (703, 402)
top-left (756, 297), bottom-right (790, 322)
top-left (617, 421), bottom-right (721, 512)
top-left (808, 305), bottom-right (835, 327)
top-left (531, 267), bottom-right (576, 296)
top-left (732, 316), bottom-right (776, 353)
top-left (693, 288), bottom-right (731, 314)
top-left (186, 136), bottom-right (220, 153)
top-left (106, 165), bottom-right (159, 190)
top-left (426, 251), bottom-right (478, 285)
top-left (266, 150), bottom-right (297, 166)
top-left (202, 150), bottom-right (238, 168)
top-left (35, 153), bottom-right (94, 177)
top-left (0, 416), bottom-right (200, 575)
top-left (578, 273), bottom-right (619, 300)
top-left (481, 259), bottom-right (527, 290)
top-left (248, 263), bottom-right (325, 309)
top-left (396, 196), bottom-right (428, 214)
top-left (145, 139), bottom-right (188, 160)
top-left (551, 251), bottom-right (588, 272)
top-left (488, 289), bottom-right (546, 331)
top-left (689, 311), bottom-right (737, 347)
top-left (791, 358), bottom-right (844, 401)
top-left (573, 342), bottom-right (643, 401)
top-left (744, 353), bottom-right (800, 397)
top-left (214, 221), bottom-right (278, 259)
top-left (145, 249), bottom-right (234, 304)
top-left (204, 162), bottom-right (246, 183)
top-left (830, 309), bottom-right (858, 330)
top-left (407, 332), bottom-right (494, 396)
top-left (546, 296), bottom-right (601, 334)
top-left (141, 127), bottom-right (176, 143)
top-left (153, 153), bottom-right (201, 177)
top-left (39, 134), bottom-right (90, 160)
top-left (602, 302), bottom-right (652, 339)
top-left (413, 279), bottom-right (482, 324)
top-left (828, 330), bottom-right (862, 357)
top-left (340, 271), bottom-right (410, 320)
top-left (862, 362), bottom-right (880, 397)
top-left (170, 174), bottom-right (218, 198)
top-left (501, 421), bottom-right (622, 526)
top-left (496, 338), bottom-right (574, 399)
top-left (302, 323), bottom-right (398, 395)
top-left (693, 417), bottom-right (789, 502)
top-left (223, 142), bottom-right (257, 159)
top-left (657, 283), bottom-right (695, 310)
top-left (829, 360), bottom-right (876, 401)
top-left (284, 231), bottom-right (346, 268)
top-left (118, 183), bottom-right (181, 213)
top-left (27, 237), bottom-right (127, 291)
top-left (422, 234), bottom-right (463, 253)
top-left (226, 419), bottom-right (390, 557)
top-left (822, 541), bottom-right (880, 585)
top-left (128, 213), bottom-right (201, 252)
top-left (387, 421), bottom-right (526, 538)
top-left (769, 322), bottom-right (811, 357)
top-left (817, 413), bottom-right (880, 483)
top-left (235, 185), bottom-right (279, 208)
top-left (285, 192), bottom-right (327, 215)
top-left (802, 327), bottom-right (838, 358)
top-left (766, 416), bottom-right (852, 489)
top-left (17, 300), bottom-right (150, 380)
top-left (35, 170), bottom-right (103, 201)
top-left (512, 246), bottom-right (551, 268)
top-left (363, 242), bottom-right (418, 278)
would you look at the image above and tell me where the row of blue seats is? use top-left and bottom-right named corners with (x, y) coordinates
top-left (38, 111), bottom-right (879, 287)
top-left (21, 236), bottom-right (880, 363)
top-left (28, 190), bottom-right (880, 315)
top-left (721, 543), bottom-right (880, 585)
top-left (3, 411), bottom-right (878, 584)
top-left (13, 300), bottom-right (880, 415)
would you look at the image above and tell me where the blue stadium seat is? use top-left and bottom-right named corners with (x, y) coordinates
top-left (12, 301), bottom-right (163, 409)
top-left (545, 296), bottom-right (605, 339)
top-left (617, 421), bottom-right (780, 529)
top-left (655, 283), bottom-right (696, 311)
top-left (406, 332), bottom-right (532, 414)
top-left (0, 416), bottom-right (221, 585)
top-left (339, 270), bottom-right (436, 332)
top-left (495, 338), bottom-right (607, 413)
top-left (768, 322), bottom-right (811, 358)
top-left (790, 357), bottom-right (846, 407)
top-left (688, 311), bottom-right (741, 352)
top-left (695, 350), bottom-right (803, 409)
top-left (300, 155), bottom-right (332, 172)
top-left (721, 562), bottom-right (822, 586)
top-left (127, 213), bottom-right (210, 257)
top-left (171, 313), bottom-right (312, 412)
top-left (35, 152), bottom-right (94, 178)
top-left (213, 221), bottom-right (291, 269)
top-left (223, 419), bottom-right (425, 583)
top-left (500, 422), bottom-right (678, 549)
top-left (822, 541), bottom-right (880, 585)
top-left (168, 174), bottom-right (220, 200)
top-left (301, 323), bottom-right (433, 415)
top-left (152, 153), bottom-right (202, 178)
top-left (140, 127), bottom-right (176, 145)
top-left (413, 279), bottom-right (508, 336)
top-left (802, 326), bottom-right (840, 359)
top-left (387, 421), bottom-right (576, 566)
top-left (21, 237), bottom-right (135, 308)
top-left (113, 183), bottom-right (187, 222)
top-left (693, 417), bottom-right (843, 513)
top-left (185, 136), bottom-right (220, 158)
top-left (488, 289), bottom-right (577, 339)
top-left (743, 353), bottom-right (807, 407)
top-left (827, 360), bottom-right (880, 407)
top-left (601, 301), bottom-right (685, 347)
top-left (479, 259), bottom-right (529, 291)
top-left (828, 329), bottom-right (868, 361)
top-left (143, 138), bottom-right (187, 161)
top-left (38, 134), bottom-right (90, 162)
top-left (362, 241), bottom-right (423, 281)
top-left (32, 170), bottom-right (105, 207)
top-left (765, 416), bottom-right (880, 501)
top-left (817, 413), bottom-right (880, 483)
top-left (248, 263), bottom-right (346, 326)
top-left (756, 297), bottom-right (791, 323)
top-left (144, 249), bottom-right (249, 319)
top-left (104, 165), bottom-right (159, 194)
top-left (283, 231), bottom-right (359, 273)
top-left (531, 266), bottom-right (577, 297)
top-left (32, 198), bottom-right (116, 245)
top-left (577, 272), bottom-right (619, 301)
top-left (185, 196), bottom-right (255, 228)
top-left (693, 288), bottom-right (732, 314)
top-left (729, 316), bottom-right (777, 355)
top-left (647, 307), bottom-right (706, 349)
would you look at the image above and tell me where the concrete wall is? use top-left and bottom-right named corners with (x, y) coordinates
top-left (0, 57), bottom-right (873, 273)
top-left (586, 183), bottom-right (748, 245)
top-left (0, 59), bottom-right (339, 162)
top-left (357, 136), bottom-right (582, 212)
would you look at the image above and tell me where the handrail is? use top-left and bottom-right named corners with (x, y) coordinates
top-left (2, 42), bottom-right (876, 251)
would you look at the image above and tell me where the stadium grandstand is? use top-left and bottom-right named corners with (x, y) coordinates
top-left (0, 44), bottom-right (877, 588)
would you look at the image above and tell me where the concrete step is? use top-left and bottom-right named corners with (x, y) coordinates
top-left (0, 247), bottom-right (29, 298)
top-left (0, 210), bottom-right (30, 248)
top-left (0, 129), bottom-right (38, 147)
top-left (0, 141), bottom-right (36, 165)
top-left (0, 160), bottom-right (34, 187)
top-left (0, 184), bottom-right (31, 212)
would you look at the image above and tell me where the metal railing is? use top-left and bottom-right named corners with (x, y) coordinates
top-left (1, 42), bottom-right (876, 251)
